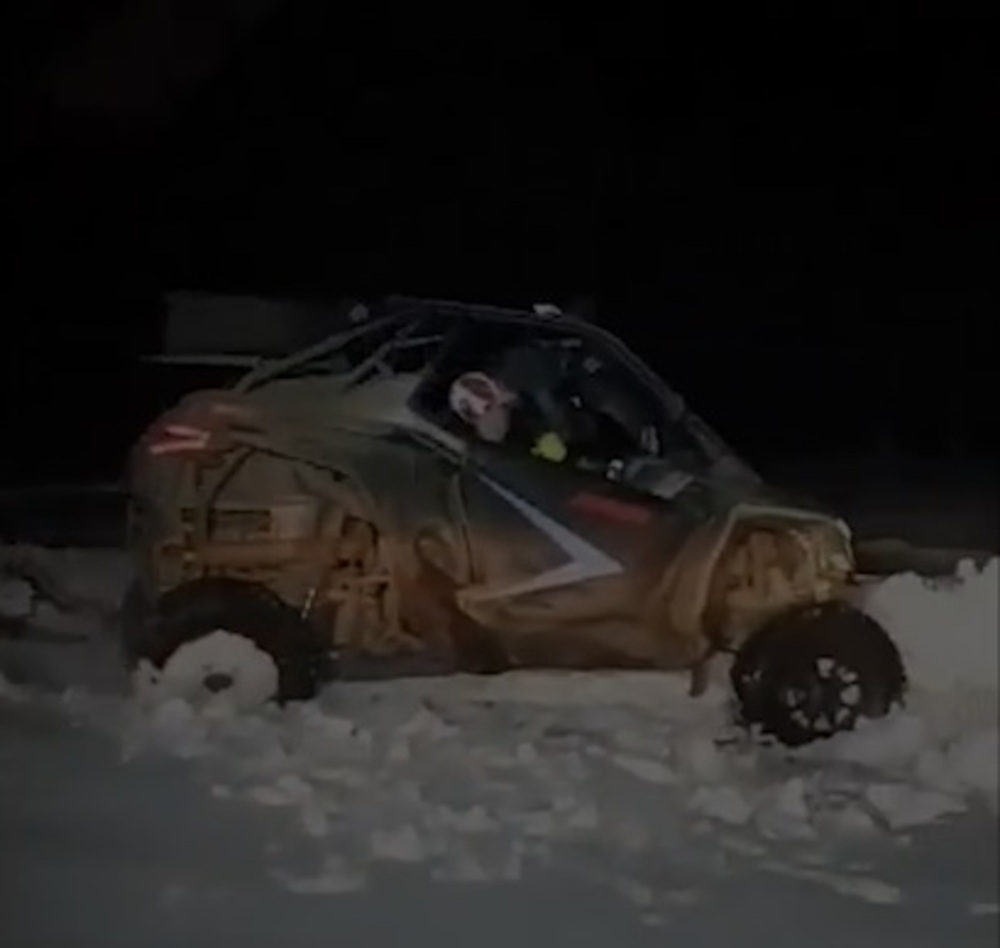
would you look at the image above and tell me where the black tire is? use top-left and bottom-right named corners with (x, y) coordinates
top-left (125, 577), bottom-right (335, 703)
top-left (731, 601), bottom-right (907, 747)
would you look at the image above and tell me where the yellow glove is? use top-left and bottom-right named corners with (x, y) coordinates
top-left (531, 431), bottom-right (568, 462)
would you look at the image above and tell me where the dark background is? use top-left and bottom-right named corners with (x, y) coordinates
top-left (6, 8), bottom-right (996, 487)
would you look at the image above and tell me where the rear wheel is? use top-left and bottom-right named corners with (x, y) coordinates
top-left (731, 601), bottom-right (907, 747)
top-left (124, 577), bottom-right (335, 708)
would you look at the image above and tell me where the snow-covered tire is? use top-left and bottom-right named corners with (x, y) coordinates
top-left (127, 577), bottom-right (335, 707)
top-left (731, 601), bottom-right (907, 747)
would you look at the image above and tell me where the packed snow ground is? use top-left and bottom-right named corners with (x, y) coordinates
top-left (0, 546), bottom-right (997, 945)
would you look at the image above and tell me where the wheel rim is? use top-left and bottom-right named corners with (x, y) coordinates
top-left (144, 629), bottom-right (279, 709)
top-left (774, 655), bottom-right (866, 740)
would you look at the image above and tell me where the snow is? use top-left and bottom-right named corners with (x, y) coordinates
top-left (135, 630), bottom-right (281, 710)
top-left (0, 543), bottom-right (997, 945)
top-left (0, 572), bottom-right (33, 620)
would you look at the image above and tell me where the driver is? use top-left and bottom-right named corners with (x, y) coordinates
top-left (448, 370), bottom-right (569, 462)
top-left (494, 341), bottom-right (636, 466)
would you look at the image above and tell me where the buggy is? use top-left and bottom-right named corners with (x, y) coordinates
top-left (123, 297), bottom-right (907, 746)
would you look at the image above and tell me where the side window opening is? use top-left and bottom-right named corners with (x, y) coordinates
top-left (411, 319), bottom-right (672, 466)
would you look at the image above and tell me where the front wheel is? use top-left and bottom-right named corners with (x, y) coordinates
top-left (731, 601), bottom-right (907, 747)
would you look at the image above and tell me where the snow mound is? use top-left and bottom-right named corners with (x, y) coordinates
top-left (840, 557), bottom-right (999, 809)
top-left (860, 557), bottom-right (997, 695)
top-left (133, 631), bottom-right (280, 712)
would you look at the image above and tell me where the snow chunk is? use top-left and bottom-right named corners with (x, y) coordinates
top-left (865, 783), bottom-right (966, 830)
top-left (947, 729), bottom-right (999, 799)
top-left (765, 860), bottom-right (903, 905)
top-left (611, 753), bottom-right (679, 786)
top-left (755, 777), bottom-right (816, 840)
top-left (135, 631), bottom-right (279, 711)
top-left (688, 785), bottom-right (755, 826)
top-left (371, 824), bottom-right (426, 863)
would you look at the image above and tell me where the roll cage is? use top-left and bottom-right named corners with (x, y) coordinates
top-left (236, 297), bottom-right (672, 403)
top-left (231, 296), bottom-right (737, 470)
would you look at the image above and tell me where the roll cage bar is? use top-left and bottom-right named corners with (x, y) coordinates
top-left (234, 296), bottom-right (687, 419)
top-left (227, 296), bottom-right (739, 470)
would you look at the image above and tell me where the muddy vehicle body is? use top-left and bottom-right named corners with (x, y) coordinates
top-left (123, 297), bottom-right (907, 745)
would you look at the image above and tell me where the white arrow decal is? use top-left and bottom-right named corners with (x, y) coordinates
top-left (462, 476), bottom-right (624, 603)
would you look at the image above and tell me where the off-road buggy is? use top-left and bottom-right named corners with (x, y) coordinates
top-left (123, 296), bottom-right (909, 746)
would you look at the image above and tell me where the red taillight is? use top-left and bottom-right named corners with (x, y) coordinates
top-left (141, 393), bottom-right (256, 459)
top-left (148, 423), bottom-right (212, 456)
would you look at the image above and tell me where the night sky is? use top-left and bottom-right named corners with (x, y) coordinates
top-left (6, 9), bottom-right (996, 485)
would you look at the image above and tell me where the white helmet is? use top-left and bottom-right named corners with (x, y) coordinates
top-left (448, 371), bottom-right (515, 443)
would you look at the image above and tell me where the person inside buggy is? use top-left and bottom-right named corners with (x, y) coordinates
top-left (414, 315), bottom-right (680, 480)
top-left (451, 344), bottom-right (649, 470)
